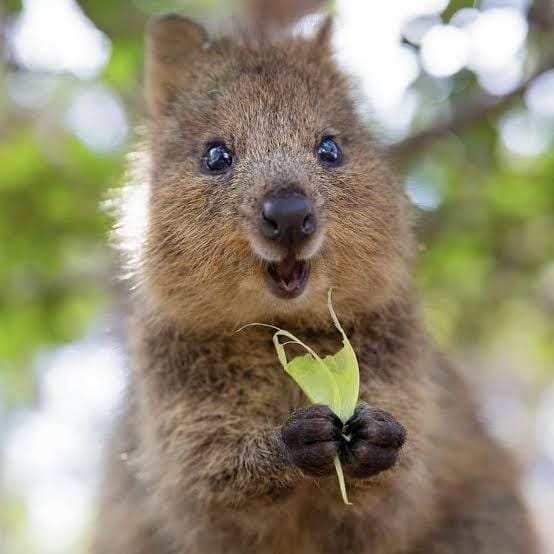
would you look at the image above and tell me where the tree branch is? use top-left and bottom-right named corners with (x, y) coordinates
top-left (528, 0), bottom-right (554, 31)
top-left (387, 58), bottom-right (554, 164)
top-left (389, 0), bottom-right (554, 165)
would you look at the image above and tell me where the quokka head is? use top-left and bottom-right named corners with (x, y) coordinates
top-left (117, 14), bottom-right (415, 332)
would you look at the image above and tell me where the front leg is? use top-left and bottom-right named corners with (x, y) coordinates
top-left (139, 399), bottom-right (346, 513)
top-left (190, 404), bottom-right (347, 502)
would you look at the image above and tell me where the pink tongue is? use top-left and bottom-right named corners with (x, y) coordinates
top-left (276, 259), bottom-right (301, 291)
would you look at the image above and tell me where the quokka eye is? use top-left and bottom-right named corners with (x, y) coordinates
top-left (316, 137), bottom-right (342, 166)
top-left (202, 143), bottom-right (234, 173)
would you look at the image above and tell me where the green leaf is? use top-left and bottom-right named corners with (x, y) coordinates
top-left (285, 354), bottom-right (338, 408)
top-left (241, 289), bottom-right (359, 504)
top-left (324, 289), bottom-right (360, 423)
top-left (333, 455), bottom-right (349, 506)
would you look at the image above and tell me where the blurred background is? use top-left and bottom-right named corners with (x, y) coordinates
top-left (0, 0), bottom-right (553, 552)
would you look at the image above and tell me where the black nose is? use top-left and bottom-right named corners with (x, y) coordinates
top-left (259, 190), bottom-right (316, 246)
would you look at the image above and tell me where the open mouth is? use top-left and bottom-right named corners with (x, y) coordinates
top-left (265, 255), bottom-right (309, 298)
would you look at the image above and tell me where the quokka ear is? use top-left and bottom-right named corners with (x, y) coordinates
top-left (145, 14), bottom-right (209, 117)
top-left (311, 15), bottom-right (334, 59)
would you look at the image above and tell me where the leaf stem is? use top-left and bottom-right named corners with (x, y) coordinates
top-left (333, 455), bottom-right (351, 505)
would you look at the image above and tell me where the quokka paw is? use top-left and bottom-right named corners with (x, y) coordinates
top-left (340, 402), bottom-right (406, 479)
top-left (282, 404), bottom-right (343, 477)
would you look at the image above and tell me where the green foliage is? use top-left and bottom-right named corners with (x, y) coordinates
top-left (415, 135), bottom-right (554, 375)
top-left (0, 113), bottom-right (121, 403)
top-left (4, 0), bottom-right (22, 12)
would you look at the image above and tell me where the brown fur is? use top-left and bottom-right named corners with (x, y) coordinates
top-left (93, 15), bottom-right (538, 554)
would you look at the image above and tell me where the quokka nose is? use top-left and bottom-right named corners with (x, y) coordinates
top-left (259, 190), bottom-right (316, 246)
